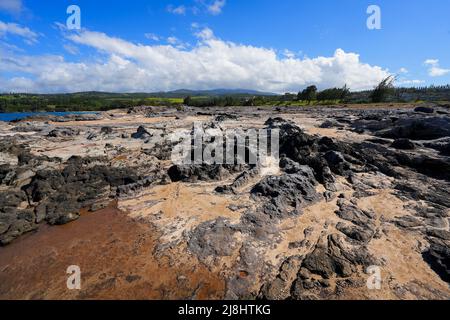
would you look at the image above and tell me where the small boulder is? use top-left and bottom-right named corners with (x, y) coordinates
top-left (131, 126), bottom-right (151, 140)
top-left (48, 127), bottom-right (80, 138)
top-left (414, 106), bottom-right (434, 114)
top-left (100, 127), bottom-right (113, 135)
top-left (391, 138), bottom-right (415, 150)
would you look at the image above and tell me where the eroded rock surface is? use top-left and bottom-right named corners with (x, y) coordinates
top-left (1, 104), bottom-right (450, 300)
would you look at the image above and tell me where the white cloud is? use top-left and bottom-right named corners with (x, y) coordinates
top-left (0, 28), bottom-right (390, 93)
top-left (0, 20), bottom-right (39, 44)
top-left (424, 59), bottom-right (450, 77)
top-left (430, 68), bottom-right (450, 77)
top-left (398, 67), bottom-right (408, 74)
top-left (167, 5), bottom-right (186, 15)
top-left (145, 33), bottom-right (160, 41)
top-left (0, 39), bottom-right (23, 52)
top-left (168, 1), bottom-right (226, 16)
top-left (207, 0), bottom-right (226, 15)
top-left (53, 22), bottom-right (68, 32)
top-left (396, 79), bottom-right (425, 86)
top-left (424, 59), bottom-right (439, 65)
top-left (167, 36), bottom-right (179, 45)
top-left (195, 27), bottom-right (214, 40)
top-left (0, 0), bottom-right (23, 14)
top-left (283, 49), bottom-right (296, 59)
top-left (63, 44), bottom-right (79, 55)
top-left (166, 36), bottom-right (189, 49)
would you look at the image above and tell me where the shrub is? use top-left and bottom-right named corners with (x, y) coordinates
top-left (371, 76), bottom-right (395, 103)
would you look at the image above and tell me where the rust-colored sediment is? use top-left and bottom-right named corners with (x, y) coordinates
top-left (0, 204), bottom-right (225, 300)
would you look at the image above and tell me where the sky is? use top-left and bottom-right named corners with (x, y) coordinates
top-left (0, 0), bottom-right (450, 93)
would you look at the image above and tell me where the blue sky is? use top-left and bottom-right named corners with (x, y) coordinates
top-left (1, 0), bottom-right (450, 93)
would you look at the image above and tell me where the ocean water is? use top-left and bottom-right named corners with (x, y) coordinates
top-left (0, 112), bottom-right (97, 122)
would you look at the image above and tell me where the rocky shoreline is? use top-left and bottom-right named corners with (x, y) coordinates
top-left (0, 104), bottom-right (449, 299)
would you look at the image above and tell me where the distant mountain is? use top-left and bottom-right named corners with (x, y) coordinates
top-left (2, 89), bottom-right (278, 98)
top-left (160, 88), bottom-right (278, 97)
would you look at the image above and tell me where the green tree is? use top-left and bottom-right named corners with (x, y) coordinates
top-left (340, 84), bottom-right (350, 100)
top-left (371, 76), bottom-right (395, 103)
top-left (316, 85), bottom-right (350, 102)
top-left (183, 96), bottom-right (192, 106)
top-left (0, 99), bottom-right (5, 113)
top-left (298, 85), bottom-right (318, 103)
top-left (224, 96), bottom-right (235, 106)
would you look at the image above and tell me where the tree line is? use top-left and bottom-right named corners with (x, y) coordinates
top-left (1, 79), bottom-right (450, 113)
top-left (0, 93), bottom-right (181, 113)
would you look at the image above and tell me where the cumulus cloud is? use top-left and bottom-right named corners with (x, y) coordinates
top-left (0, 27), bottom-right (390, 93)
top-left (0, 0), bottom-right (23, 14)
top-left (425, 59), bottom-right (450, 77)
top-left (0, 20), bottom-right (39, 44)
top-left (207, 0), bottom-right (226, 15)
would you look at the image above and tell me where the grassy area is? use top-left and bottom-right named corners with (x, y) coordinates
top-left (270, 99), bottom-right (342, 107)
top-left (145, 97), bottom-right (184, 104)
top-left (0, 93), bottom-right (185, 113)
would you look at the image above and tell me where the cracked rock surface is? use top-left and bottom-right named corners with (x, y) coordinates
top-left (1, 104), bottom-right (450, 300)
